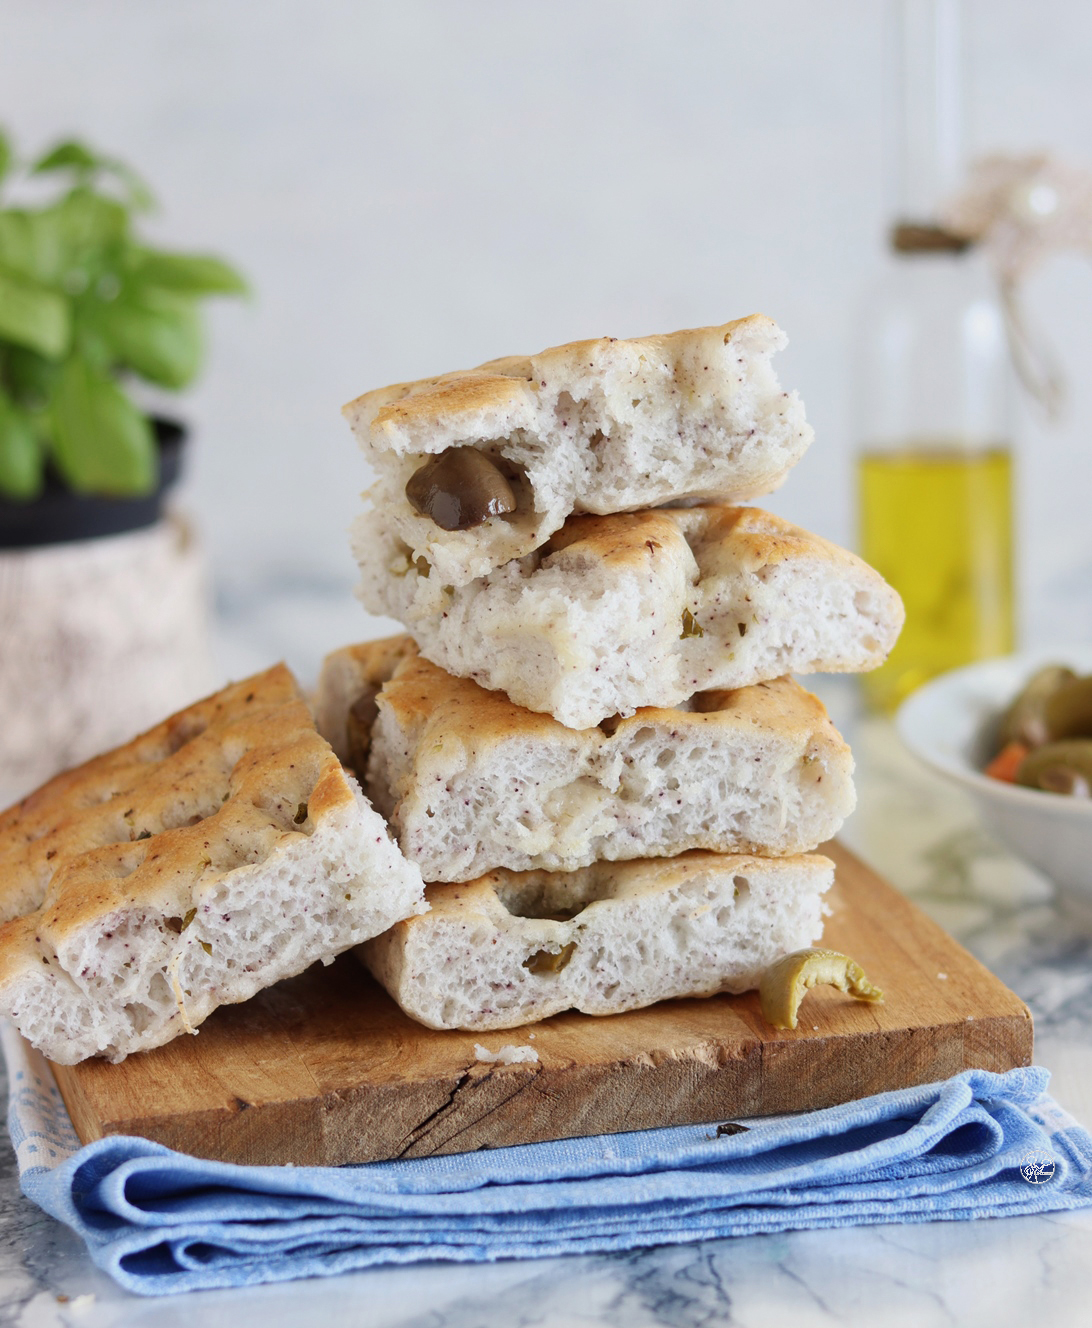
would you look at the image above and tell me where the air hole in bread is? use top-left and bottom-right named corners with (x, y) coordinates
top-left (163, 907), bottom-right (197, 935)
top-left (498, 891), bottom-right (586, 921)
top-left (493, 868), bottom-right (616, 920)
top-left (523, 941), bottom-right (577, 975)
top-left (122, 1001), bottom-right (160, 1036)
top-left (691, 691), bottom-right (727, 714)
top-left (165, 714), bottom-right (208, 756)
top-left (255, 785), bottom-right (319, 835)
top-left (732, 874), bottom-right (751, 904)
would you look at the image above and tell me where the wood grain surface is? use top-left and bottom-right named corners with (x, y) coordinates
top-left (49, 842), bottom-right (1033, 1166)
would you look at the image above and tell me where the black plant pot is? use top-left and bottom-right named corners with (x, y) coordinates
top-left (0, 417), bottom-right (187, 550)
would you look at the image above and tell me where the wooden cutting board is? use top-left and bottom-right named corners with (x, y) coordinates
top-left (49, 842), bottom-right (1032, 1166)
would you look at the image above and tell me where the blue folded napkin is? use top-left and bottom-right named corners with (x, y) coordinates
top-left (4, 1023), bottom-right (1091, 1297)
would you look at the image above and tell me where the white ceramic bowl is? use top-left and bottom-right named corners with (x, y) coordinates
top-left (896, 648), bottom-right (1092, 920)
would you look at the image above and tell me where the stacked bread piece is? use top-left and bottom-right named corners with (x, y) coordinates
top-left (331, 318), bottom-right (904, 1031)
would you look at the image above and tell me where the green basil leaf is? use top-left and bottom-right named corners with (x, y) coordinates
top-left (33, 141), bottom-right (154, 211)
top-left (0, 212), bottom-right (36, 277)
top-left (0, 206), bottom-right (74, 285)
top-left (0, 191), bottom-right (129, 286)
top-left (54, 188), bottom-right (129, 258)
top-left (0, 268), bottom-right (70, 357)
top-left (129, 248), bottom-right (248, 296)
top-left (32, 139), bottom-right (101, 174)
top-left (0, 387), bottom-right (43, 499)
top-left (0, 130), bottom-right (11, 187)
top-left (2, 345), bottom-right (61, 410)
top-left (51, 358), bottom-right (155, 494)
top-left (84, 285), bottom-right (203, 388)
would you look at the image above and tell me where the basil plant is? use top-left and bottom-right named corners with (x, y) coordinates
top-left (0, 129), bottom-right (246, 501)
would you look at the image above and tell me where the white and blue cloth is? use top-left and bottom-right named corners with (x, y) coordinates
top-left (4, 1022), bottom-right (1091, 1297)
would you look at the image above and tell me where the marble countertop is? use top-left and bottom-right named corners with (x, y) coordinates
top-left (2, 600), bottom-right (1092, 1327)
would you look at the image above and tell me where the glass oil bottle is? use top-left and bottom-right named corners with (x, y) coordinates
top-left (857, 0), bottom-right (1014, 711)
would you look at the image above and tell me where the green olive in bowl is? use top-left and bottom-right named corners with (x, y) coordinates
top-left (1016, 740), bottom-right (1092, 798)
top-left (1044, 676), bottom-right (1092, 742)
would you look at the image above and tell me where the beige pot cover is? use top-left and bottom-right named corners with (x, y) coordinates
top-left (0, 515), bottom-right (217, 807)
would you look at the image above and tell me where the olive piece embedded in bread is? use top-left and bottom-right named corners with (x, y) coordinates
top-left (405, 447), bottom-right (517, 531)
top-left (999, 664), bottom-right (1078, 749)
top-left (1016, 739), bottom-right (1092, 797)
top-left (1044, 675), bottom-right (1092, 742)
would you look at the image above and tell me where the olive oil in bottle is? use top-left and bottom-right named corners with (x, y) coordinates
top-left (856, 1), bottom-right (1015, 711)
top-left (858, 444), bottom-right (1014, 711)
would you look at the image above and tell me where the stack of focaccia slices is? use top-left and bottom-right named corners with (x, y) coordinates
top-left (0, 314), bottom-right (905, 1063)
top-left (327, 315), bottom-right (904, 1032)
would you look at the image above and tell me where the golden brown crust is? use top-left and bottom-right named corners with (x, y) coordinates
top-left (331, 636), bottom-right (420, 692)
top-left (342, 316), bottom-right (771, 435)
top-left (0, 666), bottom-right (354, 983)
top-left (542, 510), bottom-right (690, 569)
top-left (378, 653), bottom-right (564, 745)
top-left (376, 651), bottom-right (837, 750)
top-left (679, 505), bottom-right (864, 576)
top-left (540, 505), bottom-right (866, 580)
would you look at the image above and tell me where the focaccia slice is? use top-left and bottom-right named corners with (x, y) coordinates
top-left (0, 664), bottom-right (426, 1063)
top-left (345, 316), bottom-right (812, 586)
top-left (316, 640), bottom-right (855, 883)
top-left (362, 851), bottom-right (834, 1031)
top-left (354, 505), bottom-right (904, 729)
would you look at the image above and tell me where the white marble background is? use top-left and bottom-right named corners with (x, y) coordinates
top-left (2, 0), bottom-right (1092, 688)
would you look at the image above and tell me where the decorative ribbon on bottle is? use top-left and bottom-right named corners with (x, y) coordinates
top-left (940, 154), bottom-right (1092, 421)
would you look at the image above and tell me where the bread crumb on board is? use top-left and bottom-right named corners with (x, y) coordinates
top-left (474, 1043), bottom-right (539, 1065)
